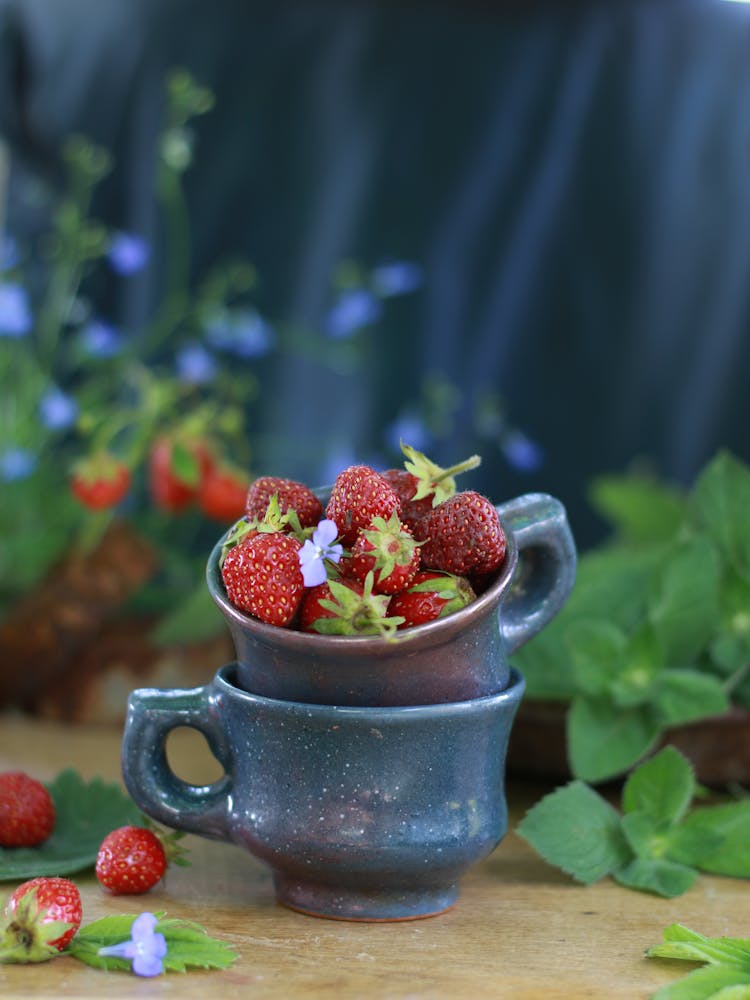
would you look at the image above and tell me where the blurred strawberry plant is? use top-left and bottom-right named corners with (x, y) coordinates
top-left (512, 449), bottom-right (750, 784)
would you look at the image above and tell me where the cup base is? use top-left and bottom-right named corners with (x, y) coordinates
top-left (273, 873), bottom-right (460, 922)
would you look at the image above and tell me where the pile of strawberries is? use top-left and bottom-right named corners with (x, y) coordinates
top-left (0, 769), bottom-right (186, 962)
top-left (220, 444), bottom-right (507, 635)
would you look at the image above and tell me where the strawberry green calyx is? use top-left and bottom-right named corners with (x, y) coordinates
top-left (220, 494), bottom-right (307, 566)
top-left (408, 571), bottom-right (476, 615)
top-left (0, 892), bottom-right (74, 964)
top-left (359, 513), bottom-right (420, 579)
top-left (400, 442), bottom-right (481, 507)
top-left (314, 572), bottom-right (405, 637)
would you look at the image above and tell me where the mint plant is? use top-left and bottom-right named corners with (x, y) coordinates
top-left (516, 746), bottom-right (750, 898)
top-left (647, 925), bottom-right (750, 999)
top-left (513, 450), bottom-right (750, 783)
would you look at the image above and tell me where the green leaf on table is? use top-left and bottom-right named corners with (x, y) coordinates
top-left (667, 801), bottom-right (750, 878)
top-left (689, 450), bottom-right (750, 582)
top-left (0, 769), bottom-right (141, 881)
top-left (614, 857), bottom-right (698, 898)
top-left (647, 924), bottom-right (750, 1000)
top-left (567, 695), bottom-right (661, 782)
top-left (67, 913), bottom-right (238, 972)
top-left (622, 745), bottom-right (695, 826)
top-left (516, 780), bottom-right (633, 884)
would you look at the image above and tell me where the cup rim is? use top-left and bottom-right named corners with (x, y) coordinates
top-left (213, 662), bottom-right (526, 716)
top-left (205, 518), bottom-right (519, 650)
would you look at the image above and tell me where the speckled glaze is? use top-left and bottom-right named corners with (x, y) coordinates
top-left (121, 664), bottom-right (526, 921)
top-left (207, 492), bottom-right (576, 706)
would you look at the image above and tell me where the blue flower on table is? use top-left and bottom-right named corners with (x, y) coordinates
top-left (298, 519), bottom-right (344, 587)
top-left (38, 387), bottom-right (79, 431)
top-left (0, 447), bottom-right (37, 482)
top-left (79, 319), bottom-right (122, 358)
top-left (0, 282), bottom-right (32, 337)
top-left (107, 232), bottom-right (151, 276)
top-left (324, 288), bottom-right (382, 339)
top-left (98, 912), bottom-right (167, 977)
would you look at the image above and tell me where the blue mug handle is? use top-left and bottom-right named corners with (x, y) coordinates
top-left (496, 493), bottom-right (577, 654)
top-left (120, 683), bottom-right (232, 839)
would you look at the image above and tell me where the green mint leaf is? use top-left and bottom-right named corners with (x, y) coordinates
top-left (614, 857), bottom-right (698, 898)
top-left (587, 472), bottom-right (687, 546)
top-left (67, 913), bottom-right (237, 972)
top-left (609, 626), bottom-right (663, 708)
top-left (565, 619), bottom-right (627, 697)
top-left (0, 769), bottom-right (141, 881)
top-left (649, 536), bottom-right (721, 665)
top-left (515, 781), bottom-right (632, 885)
top-left (648, 924), bottom-right (750, 970)
top-left (689, 450), bottom-right (750, 582)
top-left (622, 745), bottom-right (695, 826)
top-left (567, 695), bottom-right (661, 783)
top-left (620, 810), bottom-right (667, 858)
top-left (667, 801), bottom-right (750, 878)
top-left (651, 670), bottom-right (730, 727)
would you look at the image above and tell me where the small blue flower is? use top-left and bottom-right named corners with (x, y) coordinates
top-left (107, 232), bottom-right (151, 276)
top-left (98, 912), bottom-right (167, 978)
top-left (39, 387), bottom-right (79, 431)
top-left (324, 288), bottom-right (382, 339)
top-left (371, 261), bottom-right (423, 298)
top-left (298, 519), bottom-right (344, 586)
top-left (0, 282), bottom-right (32, 337)
top-left (80, 319), bottom-right (122, 358)
top-left (204, 308), bottom-right (275, 359)
top-left (175, 342), bottom-right (218, 384)
top-left (385, 412), bottom-right (431, 455)
top-left (0, 235), bottom-right (19, 271)
top-left (501, 431), bottom-right (544, 473)
top-left (0, 447), bottom-right (37, 482)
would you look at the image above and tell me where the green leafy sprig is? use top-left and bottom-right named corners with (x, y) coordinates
top-left (66, 912), bottom-right (237, 973)
top-left (516, 746), bottom-right (750, 898)
top-left (513, 450), bottom-right (750, 783)
top-left (647, 925), bottom-right (750, 999)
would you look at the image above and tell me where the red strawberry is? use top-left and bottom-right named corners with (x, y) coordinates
top-left (420, 491), bottom-right (507, 577)
top-left (221, 530), bottom-right (305, 626)
top-left (298, 573), bottom-right (403, 636)
top-left (381, 444), bottom-right (481, 537)
top-left (95, 825), bottom-right (175, 895)
top-left (70, 452), bottom-right (130, 511)
top-left (245, 476), bottom-right (323, 529)
top-left (347, 513), bottom-right (421, 594)
top-left (388, 570), bottom-right (476, 628)
top-left (148, 435), bottom-right (214, 513)
top-left (0, 877), bottom-right (82, 961)
top-left (325, 465), bottom-right (401, 546)
top-left (0, 771), bottom-right (55, 847)
top-left (198, 463), bottom-right (249, 522)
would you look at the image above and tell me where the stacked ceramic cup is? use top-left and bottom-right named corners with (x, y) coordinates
top-left (121, 493), bottom-right (576, 921)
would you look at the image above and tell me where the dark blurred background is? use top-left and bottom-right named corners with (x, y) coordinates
top-left (2, 0), bottom-right (749, 549)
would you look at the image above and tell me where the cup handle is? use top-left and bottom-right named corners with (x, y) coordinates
top-left (121, 682), bottom-right (233, 840)
top-left (496, 492), bottom-right (577, 654)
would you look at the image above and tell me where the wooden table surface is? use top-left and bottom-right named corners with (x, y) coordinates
top-left (1, 712), bottom-right (747, 1000)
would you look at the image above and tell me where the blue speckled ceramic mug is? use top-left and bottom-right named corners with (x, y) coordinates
top-left (121, 664), bottom-right (526, 921)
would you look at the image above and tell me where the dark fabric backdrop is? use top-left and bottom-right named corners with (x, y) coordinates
top-left (1, 0), bottom-right (749, 546)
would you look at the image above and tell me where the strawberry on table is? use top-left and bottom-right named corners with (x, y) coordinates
top-left (420, 491), bottom-right (507, 577)
top-left (0, 876), bottom-right (82, 961)
top-left (388, 570), bottom-right (476, 628)
top-left (95, 824), bottom-right (184, 895)
top-left (245, 475), bottom-right (323, 528)
top-left (325, 464), bottom-right (401, 546)
top-left (0, 771), bottom-right (56, 847)
top-left (346, 512), bottom-right (421, 594)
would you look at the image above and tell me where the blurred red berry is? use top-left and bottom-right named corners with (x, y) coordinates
top-left (70, 452), bottom-right (130, 510)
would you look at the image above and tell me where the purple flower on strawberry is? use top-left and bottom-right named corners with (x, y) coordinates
top-left (298, 519), bottom-right (344, 587)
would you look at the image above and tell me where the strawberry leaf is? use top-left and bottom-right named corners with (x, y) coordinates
top-left (0, 769), bottom-right (141, 881)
